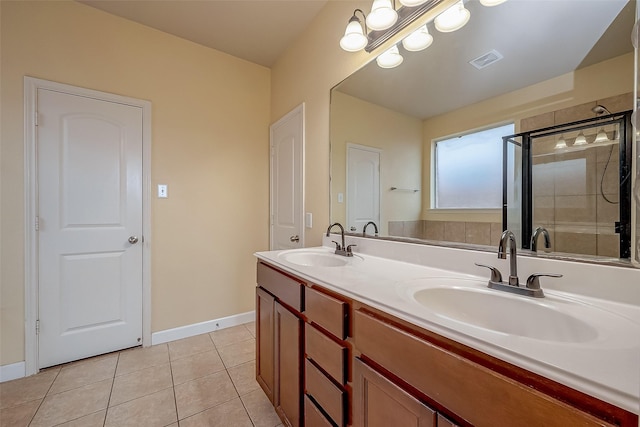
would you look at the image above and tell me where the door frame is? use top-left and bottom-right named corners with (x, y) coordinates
top-left (23, 77), bottom-right (152, 375)
top-left (269, 103), bottom-right (305, 250)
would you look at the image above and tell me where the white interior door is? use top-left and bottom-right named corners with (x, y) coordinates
top-left (270, 104), bottom-right (304, 250)
top-left (347, 144), bottom-right (381, 233)
top-left (37, 88), bottom-right (143, 368)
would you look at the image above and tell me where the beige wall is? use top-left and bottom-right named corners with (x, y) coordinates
top-left (421, 52), bottom-right (635, 223)
top-left (0, 1), bottom-right (270, 365)
top-left (330, 91), bottom-right (423, 235)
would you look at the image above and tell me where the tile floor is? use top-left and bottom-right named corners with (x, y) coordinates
top-left (0, 322), bottom-right (283, 427)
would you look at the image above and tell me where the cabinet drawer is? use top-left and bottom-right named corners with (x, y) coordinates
top-left (305, 359), bottom-right (345, 427)
top-left (354, 310), bottom-right (614, 427)
top-left (437, 414), bottom-right (459, 427)
top-left (257, 262), bottom-right (303, 311)
top-left (304, 395), bottom-right (334, 427)
top-left (305, 323), bottom-right (347, 384)
top-left (305, 286), bottom-right (348, 339)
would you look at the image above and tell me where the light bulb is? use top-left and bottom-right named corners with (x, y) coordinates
top-left (340, 18), bottom-right (368, 52)
top-left (573, 132), bottom-right (587, 146)
top-left (479, 0), bottom-right (507, 6)
top-left (399, 0), bottom-right (429, 6)
top-left (402, 25), bottom-right (433, 51)
top-left (434, 0), bottom-right (470, 33)
top-left (554, 137), bottom-right (567, 150)
top-left (594, 129), bottom-right (609, 143)
top-left (367, 0), bottom-right (398, 31)
top-left (376, 45), bottom-right (403, 68)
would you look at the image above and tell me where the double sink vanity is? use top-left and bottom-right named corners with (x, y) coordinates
top-left (254, 231), bottom-right (640, 427)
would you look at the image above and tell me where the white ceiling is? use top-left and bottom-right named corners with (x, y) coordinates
top-left (79, 0), bottom-right (330, 67)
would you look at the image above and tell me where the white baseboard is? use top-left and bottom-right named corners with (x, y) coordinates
top-left (0, 361), bottom-right (26, 383)
top-left (151, 310), bottom-right (256, 345)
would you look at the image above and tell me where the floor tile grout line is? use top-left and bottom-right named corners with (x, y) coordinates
top-left (176, 392), bottom-right (243, 423)
top-left (168, 348), bottom-right (180, 425)
top-left (48, 409), bottom-right (106, 427)
top-left (179, 390), bottom-right (243, 422)
top-left (237, 390), bottom-right (258, 427)
top-left (102, 351), bottom-right (120, 426)
top-left (28, 365), bottom-right (63, 426)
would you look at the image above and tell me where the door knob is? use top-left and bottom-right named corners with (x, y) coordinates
top-left (290, 235), bottom-right (300, 243)
top-left (350, 226), bottom-right (356, 231)
top-left (128, 236), bottom-right (139, 244)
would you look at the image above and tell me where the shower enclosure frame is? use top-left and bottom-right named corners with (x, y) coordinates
top-left (502, 110), bottom-right (633, 258)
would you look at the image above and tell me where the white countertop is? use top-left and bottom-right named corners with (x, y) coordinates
top-left (255, 238), bottom-right (640, 415)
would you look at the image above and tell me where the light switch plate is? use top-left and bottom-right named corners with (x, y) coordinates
top-left (305, 212), bottom-right (313, 228)
top-left (338, 193), bottom-right (344, 203)
top-left (158, 184), bottom-right (168, 198)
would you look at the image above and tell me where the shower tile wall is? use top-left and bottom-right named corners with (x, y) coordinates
top-left (522, 93), bottom-right (631, 258)
top-left (388, 220), bottom-right (502, 246)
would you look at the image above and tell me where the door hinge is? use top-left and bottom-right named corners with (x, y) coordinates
top-left (35, 216), bottom-right (40, 231)
top-left (35, 112), bottom-right (39, 126)
top-left (270, 214), bottom-right (274, 226)
top-left (36, 320), bottom-right (40, 335)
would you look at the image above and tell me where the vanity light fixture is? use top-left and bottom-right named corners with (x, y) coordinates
top-left (340, 0), bottom-right (507, 70)
top-left (399, 0), bottom-right (429, 7)
top-left (594, 128), bottom-right (609, 143)
top-left (376, 44), bottom-right (404, 68)
top-left (573, 131), bottom-right (588, 146)
top-left (402, 24), bottom-right (433, 51)
top-left (479, 0), bottom-right (508, 6)
top-left (434, 0), bottom-right (471, 33)
top-left (554, 136), bottom-right (567, 150)
top-left (367, 0), bottom-right (398, 31)
top-left (340, 9), bottom-right (369, 52)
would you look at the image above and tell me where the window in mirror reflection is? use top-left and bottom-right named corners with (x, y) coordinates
top-left (434, 123), bottom-right (514, 209)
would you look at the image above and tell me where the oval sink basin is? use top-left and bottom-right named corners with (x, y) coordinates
top-left (409, 284), bottom-right (598, 343)
top-left (278, 249), bottom-right (363, 267)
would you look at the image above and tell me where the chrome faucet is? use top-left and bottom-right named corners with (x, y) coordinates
top-left (326, 223), bottom-right (355, 257)
top-left (530, 226), bottom-right (551, 252)
top-left (498, 230), bottom-right (519, 286)
top-left (362, 221), bottom-right (379, 237)
top-left (476, 229), bottom-right (562, 298)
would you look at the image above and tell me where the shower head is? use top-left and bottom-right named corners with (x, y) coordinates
top-left (592, 105), bottom-right (612, 115)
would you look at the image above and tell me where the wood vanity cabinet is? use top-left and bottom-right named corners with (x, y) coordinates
top-left (256, 262), bottom-right (304, 427)
top-left (256, 261), bottom-right (637, 427)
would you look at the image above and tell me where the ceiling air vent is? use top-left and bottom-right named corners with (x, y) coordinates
top-left (469, 49), bottom-right (504, 70)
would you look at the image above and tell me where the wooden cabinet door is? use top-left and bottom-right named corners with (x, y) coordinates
top-left (353, 358), bottom-right (436, 427)
top-left (275, 301), bottom-right (302, 427)
top-left (256, 287), bottom-right (275, 402)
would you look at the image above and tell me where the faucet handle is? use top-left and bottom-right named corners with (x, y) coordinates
top-left (526, 273), bottom-right (562, 290)
top-left (346, 244), bottom-right (357, 255)
top-left (475, 263), bottom-right (503, 284)
top-left (331, 240), bottom-right (342, 250)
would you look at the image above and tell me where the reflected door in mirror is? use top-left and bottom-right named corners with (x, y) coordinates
top-left (347, 144), bottom-right (381, 233)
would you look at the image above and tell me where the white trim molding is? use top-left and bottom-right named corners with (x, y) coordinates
top-left (23, 77), bottom-right (152, 375)
top-left (151, 311), bottom-right (256, 345)
top-left (0, 362), bottom-right (26, 383)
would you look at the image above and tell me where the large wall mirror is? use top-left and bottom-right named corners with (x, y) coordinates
top-left (330, 0), bottom-right (639, 264)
